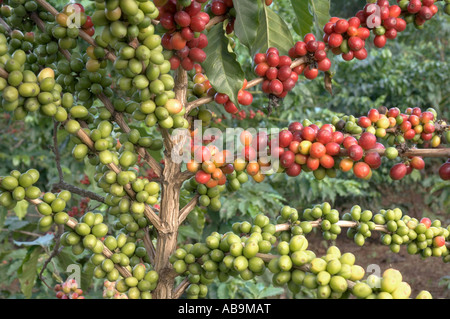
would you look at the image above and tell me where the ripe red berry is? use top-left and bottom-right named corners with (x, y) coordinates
top-left (410, 157), bottom-right (425, 170)
top-left (347, 36), bottom-right (365, 51)
top-left (294, 41), bottom-right (307, 56)
top-left (318, 58), bottom-right (331, 71)
top-left (390, 163), bottom-right (407, 180)
top-left (358, 132), bottom-right (377, 150)
top-left (278, 130), bottom-right (294, 148)
top-left (303, 66), bottom-right (318, 80)
top-left (353, 162), bottom-right (371, 179)
top-left (325, 142), bottom-right (341, 156)
top-left (288, 122), bottom-right (303, 132)
top-left (280, 150), bottom-right (295, 168)
top-left (407, 0), bottom-right (422, 14)
top-left (303, 33), bottom-right (316, 43)
top-left (364, 151), bottom-right (382, 169)
top-left (306, 40), bottom-right (319, 52)
top-left (214, 92), bottom-right (229, 104)
top-left (195, 170), bottom-right (211, 184)
top-left (174, 11), bottom-right (191, 27)
top-left (316, 129), bottom-right (332, 145)
top-left (438, 162), bottom-right (450, 180)
top-left (269, 79), bottom-right (284, 95)
top-left (334, 19), bottom-right (349, 34)
top-left (189, 48), bottom-right (206, 63)
top-left (348, 144), bottom-right (364, 161)
top-left (224, 100), bottom-right (238, 114)
top-left (420, 217), bottom-right (432, 229)
top-left (278, 55), bottom-right (292, 67)
top-left (254, 62), bottom-right (270, 77)
top-left (327, 33), bottom-right (343, 48)
top-left (211, 0), bottom-right (228, 16)
top-left (277, 65), bottom-right (292, 82)
top-left (286, 163), bottom-right (302, 177)
top-left (266, 53), bottom-right (280, 67)
top-left (433, 236), bottom-right (446, 248)
top-left (266, 67), bottom-right (278, 80)
top-left (310, 142), bottom-right (326, 159)
top-left (254, 52), bottom-right (266, 64)
top-left (301, 126), bottom-right (317, 142)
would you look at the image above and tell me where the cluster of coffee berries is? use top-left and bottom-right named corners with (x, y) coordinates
top-left (184, 177), bottom-right (226, 211)
top-left (213, 80), bottom-right (253, 115)
top-left (288, 33), bottom-right (331, 79)
top-left (110, 264), bottom-right (158, 299)
top-left (276, 121), bottom-right (384, 180)
top-left (56, 3), bottom-right (95, 37)
top-left (188, 68), bottom-right (213, 99)
top-left (359, 107), bottom-right (445, 146)
top-left (323, 16), bottom-right (369, 60)
top-left (103, 280), bottom-right (128, 299)
top-left (254, 47), bottom-right (299, 97)
top-left (0, 169), bottom-right (41, 210)
top-left (351, 268), bottom-right (418, 299)
top-left (60, 211), bottom-right (109, 254)
top-left (158, 0), bottom-right (209, 71)
top-left (55, 52), bottom-right (113, 107)
top-left (342, 205), bottom-right (450, 261)
top-left (55, 278), bottom-right (84, 299)
top-left (0, 47), bottom-right (71, 121)
top-left (169, 206), bottom-right (434, 299)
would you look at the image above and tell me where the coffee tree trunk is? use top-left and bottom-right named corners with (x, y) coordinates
top-left (153, 69), bottom-right (188, 299)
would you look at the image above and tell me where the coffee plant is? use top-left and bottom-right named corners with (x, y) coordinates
top-left (0, 0), bottom-right (449, 300)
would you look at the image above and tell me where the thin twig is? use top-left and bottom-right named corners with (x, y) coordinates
top-left (51, 181), bottom-right (105, 203)
top-left (2, 229), bottom-right (43, 237)
top-left (173, 277), bottom-right (190, 299)
top-left (143, 227), bottom-right (156, 266)
top-left (178, 195), bottom-right (199, 226)
top-left (39, 225), bottom-right (63, 289)
top-left (49, 121), bottom-right (106, 203)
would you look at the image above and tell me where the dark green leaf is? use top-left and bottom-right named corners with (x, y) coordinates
top-left (290, 0), bottom-right (314, 37)
top-left (251, 6), bottom-right (295, 57)
top-left (310, 0), bottom-right (331, 30)
top-left (203, 23), bottom-right (245, 106)
top-left (17, 246), bottom-right (42, 298)
top-left (234, 0), bottom-right (261, 49)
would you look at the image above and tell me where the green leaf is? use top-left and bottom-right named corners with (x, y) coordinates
top-left (310, 0), bottom-right (331, 30)
top-left (81, 261), bottom-right (95, 291)
top-left (290, 0), bottom-right (314, 37)
top-left (203, 23), bottom-right (245, 106)
top-left (14, 233), bottom-right (54, 247)
top-left (17, 246), bottom-right (43, 298)
top-left (4, 216), bottom-right (29, 231)
top-left (258, 286), bottom-right (285, 298)
top-left (251, 6), bottom-right (294, 57)
top-left (13, 200), bottom-right (29, 220)
top-left (234, 0), bottom-right (261, 49)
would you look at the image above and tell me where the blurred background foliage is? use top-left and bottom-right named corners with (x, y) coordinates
top-left (0, 0), bottom-right (449, 299)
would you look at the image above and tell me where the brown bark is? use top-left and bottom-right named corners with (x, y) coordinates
top-left (152, 68), bottom-right (188, 299)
